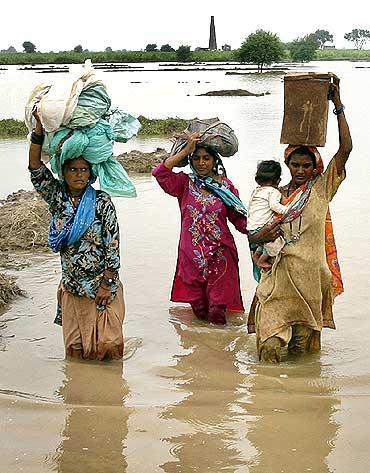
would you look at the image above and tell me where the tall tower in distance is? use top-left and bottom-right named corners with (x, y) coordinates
top-left (209, 16), bottom-right (217, 50)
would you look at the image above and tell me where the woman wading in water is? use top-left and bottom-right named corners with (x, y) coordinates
top-left (28, 112), bottom-right (125, 360)
top-left (248, 75), bottom-right (352, 362)
top-left (153, 134), bottom-right (278, 325)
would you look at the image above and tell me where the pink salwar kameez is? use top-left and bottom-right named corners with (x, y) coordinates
top-left (153, 163), bottom-right (248, 318)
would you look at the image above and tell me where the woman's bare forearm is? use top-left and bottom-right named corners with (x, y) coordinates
top-left (164, 148), bottom-right (191, 170)
top-left (28, 118), bottom-right (44, 170)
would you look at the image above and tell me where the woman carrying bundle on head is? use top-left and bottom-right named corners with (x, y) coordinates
top-left (248, 74), bottom-right (353, 362)
top-left (28, 111), bottom-right (127, 361)
top-left (152, 128), bottom-right (276, 325)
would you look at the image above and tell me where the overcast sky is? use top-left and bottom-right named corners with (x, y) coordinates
top-left (1, 0), bottom-right (370, 52)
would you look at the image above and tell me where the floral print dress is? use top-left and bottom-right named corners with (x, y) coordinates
top-left (153, 163), bottom-right (248, 311)
top-left (30, 165), bottom-right (120, 300)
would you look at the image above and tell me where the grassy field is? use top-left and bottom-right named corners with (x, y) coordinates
top-left (0, 48), bottom-right (369, 65)
top-left (0, 117), bottom-right (189, 138)
top-left (316, 49), bottom-right (370, 60)
top-left (0, 50), bottom-right (236, 65)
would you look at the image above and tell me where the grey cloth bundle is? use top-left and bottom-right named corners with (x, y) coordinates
top-left (170, 118), bottom-right (239, 167)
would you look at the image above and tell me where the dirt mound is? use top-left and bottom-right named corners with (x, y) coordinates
top-left (117, 148), bottom-right (168, 173)
top-left (0, 273), bottom-right (24, 308)
top-left (0, 190), bottom-right (50, 251)
top-left (198, 89), bottom-right (265, 97)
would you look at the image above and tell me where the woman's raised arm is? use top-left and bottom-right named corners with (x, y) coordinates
top-left (29, 110), bottom-right (44, 170)
top-left (329, 74), bottom-right (353, 176)
top-left (164, 132), bottom-right (200, 169)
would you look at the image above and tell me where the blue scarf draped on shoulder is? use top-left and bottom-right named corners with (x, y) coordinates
top-left (48, 184), bottom-right (97, 253)
top-left (190, 170), bottom-right (248, 217)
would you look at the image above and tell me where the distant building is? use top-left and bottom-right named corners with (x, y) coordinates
top-left (0, 46), bottom-right (17, 53)
top-left (209, 16), bottom-right (217, 51)
top-left (222, 44), bottom-right (231, 51)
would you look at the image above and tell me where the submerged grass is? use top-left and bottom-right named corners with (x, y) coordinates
top-left (0, 117), bottom-right (189, 138)
top-left (137, 116), bottom-right (188, 135)
top-left (0, 119), bottom-right (28, 138)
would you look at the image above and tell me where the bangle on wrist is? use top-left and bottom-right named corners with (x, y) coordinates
top-left (31, 131), bottom-right (45, 145)
top-left (101, 276), bottom-right (115, 286)
top-left (333, 104), bottom-right (345, 115)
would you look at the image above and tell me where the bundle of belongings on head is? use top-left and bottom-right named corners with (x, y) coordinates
top-left (24, 60), bottom-right (140, 197)
top-left (169, 117), bottom-right (239, 167)
top-left (170, 118), bottom-right (247, 217)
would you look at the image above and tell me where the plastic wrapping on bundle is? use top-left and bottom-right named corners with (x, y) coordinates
top-left (170, 118), bottom-right (239, 167)
top-left (66, 84), bottom-right (111, 129)
top-left (24, 62), bottom-right (141, 197)
top-left (49, 120), bottom-right (137, 198)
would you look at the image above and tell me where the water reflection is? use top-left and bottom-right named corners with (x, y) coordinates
top-left (160, 310), bottom-right (256, 472)
top-left (159, 310), bottom-right (339, 473)
top-left (244, 358), bottom-right (339, 473)
top-left (52, 360), bottom-right (131, 473)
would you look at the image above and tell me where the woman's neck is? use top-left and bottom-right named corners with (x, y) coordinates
top-left (68, 187), bottom-right (84, 197)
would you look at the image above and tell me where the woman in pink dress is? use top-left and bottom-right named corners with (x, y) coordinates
top-left (152, 133), bottom-right (249, 325)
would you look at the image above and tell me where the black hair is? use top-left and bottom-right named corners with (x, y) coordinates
top-left (286, 146), bottom-right (317, 168)
top-left (191, 145), bottom-right (227, 177)
top-left (255, 160), bottom-right (282, 185)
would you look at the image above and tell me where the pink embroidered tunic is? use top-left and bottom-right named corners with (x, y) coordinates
top-left (153, 163), bottom-right (248, 311)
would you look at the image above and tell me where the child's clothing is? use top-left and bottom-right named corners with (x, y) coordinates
top-left (247, 186), bottom-right (291, 257)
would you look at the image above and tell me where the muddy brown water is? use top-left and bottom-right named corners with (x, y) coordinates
top-left (0, 61), bottom-right (370, 472)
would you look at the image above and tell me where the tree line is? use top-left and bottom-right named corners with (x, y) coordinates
top-left (18, 28), bottom-right (370, 56)
top-left (1, 28), bottom-right (368, 71)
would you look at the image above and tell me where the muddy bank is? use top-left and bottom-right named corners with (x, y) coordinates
top-left (0, 190), bottom-right (50, 252)
top-left (225, 70), bottom-right (286, 76)
top-left (198, 89), bottom-right (267, 97)
top-left (0, 273), bottom-right (24, 308)
top-left (117, 148), bottom-right (168, 173)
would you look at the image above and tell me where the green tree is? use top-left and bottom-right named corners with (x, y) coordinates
top-left (288, 36), bottom-right (318, 62)
top-left (22, 41), bottom-right (36, 53)
top-left (73, 44), bottom-right (83, 53)
top-left (344, 29), bottom-right (370, 50)
top-left (160, 44), bottom-right (175, 52)
top-left (310, 29), bottom-right (333, 48)
top-left (238, 30), bottom-right (284, 72)
top-left (176, 45), bottom-right (192, 62)
top-left (145, 43), bottom-right (158, 52)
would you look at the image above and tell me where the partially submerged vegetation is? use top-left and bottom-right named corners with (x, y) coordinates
top-left (0, 116), bottom-right (188, 138)
top-left (0, 119), bottom-right (28, 138)
top-left (0, 273), bottom-right (24, 308)
top-left (137, 116), bottom-right (188, 135)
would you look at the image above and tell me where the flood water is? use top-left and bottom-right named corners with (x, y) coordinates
top-left (1, 61), bottom-right (370, 472)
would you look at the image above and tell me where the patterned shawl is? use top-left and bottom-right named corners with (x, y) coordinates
top-left (284, 145), bottom-right (344, 297)
top-left (189, 161), bottom-right (248, 217)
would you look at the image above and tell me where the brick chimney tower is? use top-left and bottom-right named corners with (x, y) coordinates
top-left (209, 16), bottom-right (217, 51)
